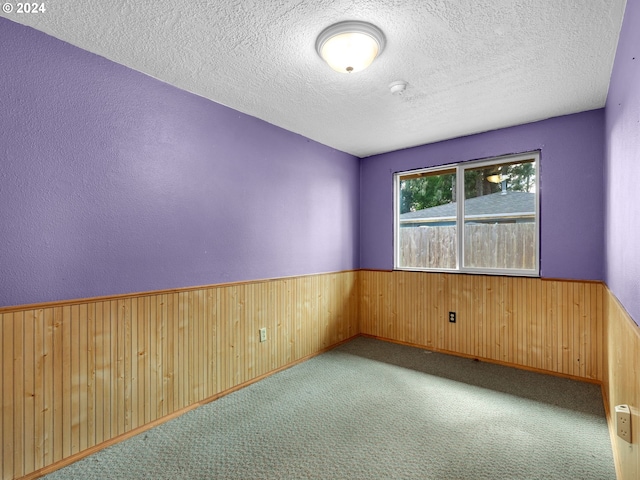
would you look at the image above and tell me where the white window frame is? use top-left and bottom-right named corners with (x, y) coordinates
top-left (393, 151), bottom-right (540, 277)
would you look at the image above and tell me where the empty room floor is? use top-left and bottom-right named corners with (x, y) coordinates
top-left (43, 337), bottom-right (616, 479)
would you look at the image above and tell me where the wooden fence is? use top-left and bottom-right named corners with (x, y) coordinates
top-left (399, 223), bottom-right (536, 270)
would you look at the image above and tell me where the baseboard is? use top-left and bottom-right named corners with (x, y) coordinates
top-left (361, 334), bottom-right (602, 385)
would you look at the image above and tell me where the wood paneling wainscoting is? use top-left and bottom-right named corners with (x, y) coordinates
top-left (6, 269), bottom-right (637, 480)
top-left (605, 290), bottom-right (640, 480)
top-left (0, 272), bottom-right (359, 480)
top-left (360, 270), bottom-right (605, 382)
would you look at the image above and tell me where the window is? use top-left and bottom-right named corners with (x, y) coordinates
top-left (394, 151), bottom-right (539, 276)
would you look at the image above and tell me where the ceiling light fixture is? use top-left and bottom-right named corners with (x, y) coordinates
top-left (316, 21), bottom-right (386, 73)
top-left (486, 174), bottom-right (503, 184)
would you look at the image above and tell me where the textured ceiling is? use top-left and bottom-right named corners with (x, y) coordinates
top-left (2, 0), bottom-right (627, 157)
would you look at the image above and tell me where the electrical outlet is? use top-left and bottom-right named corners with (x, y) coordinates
top-left (615, 404), bottom-right (632, 443)
top-left (259, 327), bottom-right (267, 343)
top-left (449, 311), bottom-right (456, 323)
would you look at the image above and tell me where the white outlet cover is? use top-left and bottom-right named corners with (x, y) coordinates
top-left (615, 404), bottom-right (632, 443)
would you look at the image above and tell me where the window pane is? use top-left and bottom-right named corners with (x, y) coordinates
top-left (398, 169), bottom-right (457, 269)
top-left (463, 160), bottom-right (536, 270)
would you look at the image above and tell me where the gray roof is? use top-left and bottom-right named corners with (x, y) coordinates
top-left (400, 191), bottom-right (534, 220)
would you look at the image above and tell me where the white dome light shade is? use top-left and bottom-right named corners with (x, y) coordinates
top-left (316, 21), bottom-right (386, 73)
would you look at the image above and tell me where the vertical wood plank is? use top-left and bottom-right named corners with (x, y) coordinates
top-left (107, 300), bottom-right (117, 441)
top-left (231, 286), bottom-right (241, 388)
top-left (130, 298), bottom-right (139, 431)
top-left (187, 290), bottom-right (196, 403)
top-left (123, 298), bottom-right (132, 433)
top-left (571, 283), bottom-right (580, 377)
top-left (13, 311), bottom-right (25, 478)
top-left (195, 290), bottom-right (203, 399)
top-left (69, 304), bottom-right (80, 455)
top-left (165, 293), bottom-right (174, 416)
top-left (198, 290), bottom-right (206, 399)
top-left (42, 308), bottom-right (56, 466)
top-left (216, 287), bottom-right (229, 392)
top-left (549, 281), bottom-right (559, 374)
top-left (579, 284), bottom-right (588, 378)
top-left (24, 310), bottom-right (36, 475)
top-left (117, 299), bottom-right (127, 435)
top-left (596, 283), bottom-right (604, 381)
top-left (179, 292), bottom-right (188, 409)
top-left (246, 284), bottom-right (257, 381)
top-left (78, 304), bottom-right (88, 452)
top-left (215, 288), bottom-right (224, 394)
top-left (143, 296), bottom-right (152, 423)
top-left (535, 278), bottom-right (543, 370)
top-left (34, 308), bottom-right (46, 471)
top-left (61, 305), bottom-right (72, 459)
top-left (2, 312), bottom-right (14, 480)
top-left (86, 302), bottom-right (96, 449)
top-left (207, 288), bottom-right (217, 399)
top-left (94, 302), bottom-right (105, 446)
top-left (558, 282), bottom-right (573, 375)
top-left (172, 292), bottom-right (181, 407)
top-left (148, 296), bottom-right (158, 422)
top-left (292, 279), bottom-right (302, 361)
top-left (237, 285), bottom-right (245, 388)
top-left (137, 297), bottom-right (147, 427)
top-left (156, 295), bottom-right (165, 419)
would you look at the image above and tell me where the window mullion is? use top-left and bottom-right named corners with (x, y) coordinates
top-left (456, 165), bottom-right (465, 271)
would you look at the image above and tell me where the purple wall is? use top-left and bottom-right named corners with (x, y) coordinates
top-left (0, 19), bottom-right (359, 307)
top-left (605, 0), bottom-right (640, 326)
top-left (2, 14), bottom-right (623, 308)
top-left (360, 110), bottom-right (605, 280)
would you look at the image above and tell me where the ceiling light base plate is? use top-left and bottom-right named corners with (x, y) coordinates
top-left (389, 81), bottom-right (408, 95)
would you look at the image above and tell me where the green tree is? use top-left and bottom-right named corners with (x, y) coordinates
top-left (399, 160), bottom-right (535, 214)
top-left (399, 173), bottom-right (455, 214)
top-left (506, 162), bottom-right (535, 192)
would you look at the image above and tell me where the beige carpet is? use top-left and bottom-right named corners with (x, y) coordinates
top-left (44, 337), bottom-right (616, 479)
